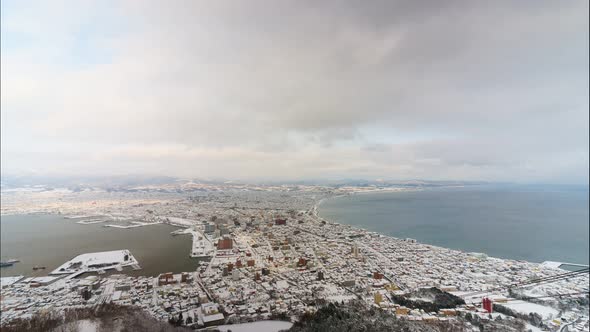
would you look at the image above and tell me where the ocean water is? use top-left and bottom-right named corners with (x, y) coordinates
top-left (319, 185), bottom-right (589, 264)
top-left (0, 215), bottom-right (201, 277)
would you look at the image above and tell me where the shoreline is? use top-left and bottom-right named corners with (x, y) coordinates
top-left (3, 187), bottom-right (588, 272)
top-left (2, 190), bottom-right (588, 329)
top-left (0, 215), bottom-right (198, 279)
top-left (313, 189), bottom-right (589, 269)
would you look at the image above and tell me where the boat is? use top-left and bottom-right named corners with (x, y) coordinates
top-left (33, 266), bottom-right (46, 270)
top-left (0, 259), bottom-right (20, 267)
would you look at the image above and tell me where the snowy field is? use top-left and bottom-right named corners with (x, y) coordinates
top-left (502, 301), bottom-right (559, 319)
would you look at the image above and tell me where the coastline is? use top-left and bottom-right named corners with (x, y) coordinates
top-left (2, 188), bottom-right (588, 329)
top-left (313, 188), bottom-right (589, 269)
top-left (312, 186), bottom-right (423, 216)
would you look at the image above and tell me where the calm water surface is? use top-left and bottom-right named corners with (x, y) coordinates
top-left (0, 215), bottom-right (200, 277)
top-left (319, 185), bottom-right (589, 264)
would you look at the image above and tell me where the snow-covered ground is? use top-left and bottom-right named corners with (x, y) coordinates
top-left (525, 323), bottom-right (546, 332)
top-left (214, 321), bottom-right (293, 332)
top-left (51, 250), bottom-right (139, 275)
top-left (502, 301), bottom-right (559, 319)
top-left (189, 229), bottom-right (215, 258)
top-left (75, 320), bottom-right (100, 332)
top-left (164, 217), bottom-right (200, 227)
top-left (22, 276), bottom-right (61, 284)
top-left (0, 276), bottom-right (24, 288)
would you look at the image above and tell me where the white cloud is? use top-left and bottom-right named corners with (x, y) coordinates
top-left (1, 0), bottom-right (588, 183)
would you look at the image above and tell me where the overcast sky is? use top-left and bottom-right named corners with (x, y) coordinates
top-left (1, 1), bottom-right (588, 183)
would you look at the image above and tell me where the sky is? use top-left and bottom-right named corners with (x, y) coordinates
top-left (1, 0), bottom-right (588, 183)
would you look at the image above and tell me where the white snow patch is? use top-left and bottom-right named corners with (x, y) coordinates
top-left (76, 320), bottom-right (100, 332)
top-left (0, 275), bottom-right (24, 287)
top-left (525, 323), bottom-right (546, 332)
top-left (51, 250), bottom-right (138, 275)
top-left (502, 301), bottom-right (559, 319)
top-left (215, 320), bottom-right (293, 332)
top-left (164, 217), bottom-right (199, 227)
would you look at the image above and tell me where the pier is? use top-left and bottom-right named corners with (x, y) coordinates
top-left (541, 261), bottom-right (590, 269)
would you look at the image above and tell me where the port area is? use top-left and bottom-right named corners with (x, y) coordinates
top-left (50, 250), bottom-right (140, 276)
top-left (171, 228), bottom-right (215, 258)
top-left (103, 221), bottom-right (159, 229)
top-left (75, 218), bottom-right (108, 225)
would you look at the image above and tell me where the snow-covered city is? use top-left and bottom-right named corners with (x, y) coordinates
top-left (1, 183), bottom-right (588, 331)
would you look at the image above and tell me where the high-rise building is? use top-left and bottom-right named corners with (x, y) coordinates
top-left (317, 271), bottom-right (325, 281)
top-left (204, 223), bottom-right (216, 234)
top-left (217, 236), bottom-right (233, 250)
top-left (351, 244), bottom-right (359, 258)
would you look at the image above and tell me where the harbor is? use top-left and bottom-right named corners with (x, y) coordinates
top-left (0, 215), bottom-right (201, 278)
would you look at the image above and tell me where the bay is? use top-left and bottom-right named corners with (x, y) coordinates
top-left (319, 185), bottom-right (589, 264)
top-left (0, 214), bottom-right (199, 277)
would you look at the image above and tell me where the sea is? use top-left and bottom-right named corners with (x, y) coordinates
top-left (319, 184), bottom-right (589, 265)
top-left (0, 215), bottom-right (201, 278)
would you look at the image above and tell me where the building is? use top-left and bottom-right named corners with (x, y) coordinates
top-left (232, 270), bottom-right (240, 281)
top-left (199, 303), bottom-right (225, 327)
top-left (204, 223), bottom-right (216, 234)
top-left (440, 309), bottom-right (457, 316)
top-left (275, 218), bottom-right (287, 226)
top-left (115, 283), bottom-right (131, 291)
top-left (482, 298), bottom-right (493, 313)
top-left (342, 279), bottom-right (355, 287)
top-left (181, 272), bottom-right (190, 283)
top-left (374, 292), bottom-right (383, 304)
top-left (217, 236), bottom-right (233, 250)
top-left (297, 258), bottom-right (308, 268)
top-left (81, 288), bottom-right (92, 301)
top-left (396, 306), bottom-right (410, 315)
top-left (158, 272), bottom-right (176, 286)
top-left (219, 225), bottom-right (230, 236)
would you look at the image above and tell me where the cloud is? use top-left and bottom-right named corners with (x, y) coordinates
top-left (1, 0), bottom-right (588, 183)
